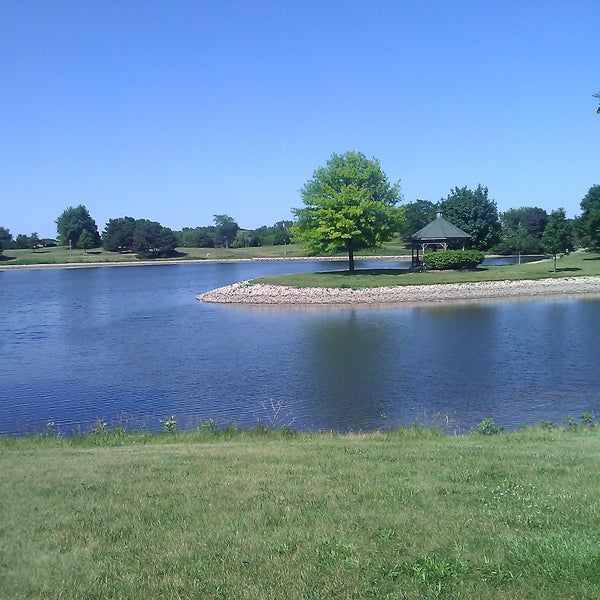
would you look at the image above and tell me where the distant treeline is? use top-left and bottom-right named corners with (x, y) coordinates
top-left (0, 210), bottom-right (293, 259)
top-left (2, 183), bottom-right (600, 259)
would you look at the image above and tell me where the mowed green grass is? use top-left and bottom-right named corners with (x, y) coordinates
top-left (2, 428), bottom-right (600, 599)
top-left (255, 251), bottom-right (600, 289)
top-left (0, 239), bottom-right (413, 266)
top-left (0, 243), bottom-right (311, 266)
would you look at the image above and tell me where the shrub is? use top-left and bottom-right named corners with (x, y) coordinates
top-left (424, 249), bottom-right (485, 271)
top-left (477, 418), bottom-right (504, 435)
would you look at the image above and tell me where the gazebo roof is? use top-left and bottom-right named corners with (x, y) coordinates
top-left (411, 212), bottom-right (471, 241)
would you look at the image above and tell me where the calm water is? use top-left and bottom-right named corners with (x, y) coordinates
top-left (1, 260), bottom-right (599, 435)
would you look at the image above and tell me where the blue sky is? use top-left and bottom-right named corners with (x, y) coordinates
top-left (2, 1), bottom-right (598, 239)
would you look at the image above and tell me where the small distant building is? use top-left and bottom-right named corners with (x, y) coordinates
top-left (410, 212), bottom-right (471, 269)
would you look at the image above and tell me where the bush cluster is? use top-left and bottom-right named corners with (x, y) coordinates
top-left (423, 249), bottom-right (484, 271)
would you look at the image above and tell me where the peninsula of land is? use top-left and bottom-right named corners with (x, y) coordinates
top-left (197, 276), bottom-right (600, 306)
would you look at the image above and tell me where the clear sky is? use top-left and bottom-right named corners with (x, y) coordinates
top-left (2, 0), bottom-right (598, 239)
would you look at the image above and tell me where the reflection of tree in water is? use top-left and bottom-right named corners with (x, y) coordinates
top-left (300, 305), bottom-right (508, 431)
top-left (301, 310), bottom-right (413, 430)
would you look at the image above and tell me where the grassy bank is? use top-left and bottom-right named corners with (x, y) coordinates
top-left (2, 427), bottom-right (600, 599)
top-left (0, 239), bottom-right (415, 267)
top-left (255, 250), bottom-right (600, 289)
top-left (0, 241), bottom-right (412, 267)
top-left (0, 244), bottom-right (308, 266)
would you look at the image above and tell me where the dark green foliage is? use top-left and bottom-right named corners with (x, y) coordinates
top-left (501, 206), bottom-right (549, 238)
top-left (179, 226), bottom-right (215, 248)
top-left (577, 184), bottom-right (600, 251)
top-left (293, 151), bottom-right (402, 272)
top-left (78, 230), bottom-right (94, 253)
top-left (244, 220), bottom-right (293, 247)
top-left (0, 226), bottom-right (11, 253)
top-left (213, 214), bottom-right (239, 248)
top-left (10, 232), bottom-right (42, 251)
top-left (55, 205), bottom-right (101, 248)
top-left (494, 206), bottom-right (549, 254)
top-left (132, 219), bottom-right (178, 259)
top-left (401, 199), bottom-right (437, 240)
top-left (14, 234), bottom-right (30, 249)
top-left (493, 227), bottom-right (544, 255)
top-left (102, 216), bottom-right (136, 252)
top-left (439, 185), bottom-right (502, 250)
top-left (103, 217), bottom-right (177, 258)
top-left (424, 249), bottom-right (484, 270)
top-left (541, 208), bottom-right (574, 272)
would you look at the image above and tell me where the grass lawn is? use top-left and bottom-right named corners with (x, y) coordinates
top-left (1, 426), bottom-right (600, 599)
top-left (0, 239), bottom-right (415, 267)
top-left (0, 243), bottom-right (311, 266)
top-left (255, 251), bottom-right (600, 289)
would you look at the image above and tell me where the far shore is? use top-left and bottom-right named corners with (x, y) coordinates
top-left (0, 255), bottom-right (411, 270)
top-left (197, 276), bottom-right (600, 306)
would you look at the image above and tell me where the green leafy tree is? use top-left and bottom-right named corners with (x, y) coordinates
top-left (133, 219), bottom-right (163, 258)
top-left (501, 206), bottom-right (548, 239)
top-left (292, 151), bottom-right (402, 272)
top-left (231, 230), bottom-right (253, 248)
top-left (400, 199), bottom-right (437, 240)
top-left (102, 217), bottom-right (136, 252)
top-left (577, 185), bottom-right (600, 251)
top-left (438, 185), bottom-right (502, 250)
top-left (132, 219), bottom-right (178, 259)
top-left (78, 230), bottom-right (94, 253)
top-left (56, 205), bottom-right (101, 248)
top-left (500, 227), bottom-right (542, 259)
top-left (213, 214), bottom-right (239, 248)
top-left (156, 227), bottom-right (179, 257)
top-left (180, 226), bottom-right (216, 248)
top-left (0, 227), bottom-right (12, 252)
top-left (542, 208), bottom-right (573, 272)
top-left (29, 232), bottom-right (40, 253)
top-left (14, 234), bottom-right (30, 249)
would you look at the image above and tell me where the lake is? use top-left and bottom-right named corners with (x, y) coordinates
top-left (1, 258), bottom-right (599, 435)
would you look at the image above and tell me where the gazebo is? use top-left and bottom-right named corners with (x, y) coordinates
top-left (410, 212), bottom-right (471, 269)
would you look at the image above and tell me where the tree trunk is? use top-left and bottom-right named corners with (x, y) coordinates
top-left (347, 240), bottom-right (355, 273)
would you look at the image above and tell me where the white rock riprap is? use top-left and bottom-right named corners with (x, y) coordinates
top-left (197, 276), bottom-right (600, 306)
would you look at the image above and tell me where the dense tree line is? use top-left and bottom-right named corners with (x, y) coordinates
top-left (102, 217), bottom-right (179, 259)
top-left (401, 188), bottom-right (579, 257)
top-left (0, 227), bottom-right (56, 252)
top-left (2, 180), bottom-right (597, 264)
top-left (176, 217), bottom-right (293, 249)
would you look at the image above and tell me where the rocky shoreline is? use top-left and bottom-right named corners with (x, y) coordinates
top-left (197, 276), bottom-right (600, 306)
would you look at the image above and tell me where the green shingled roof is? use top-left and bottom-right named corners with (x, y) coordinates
top-left (411, 214), bottom-right (471, 240)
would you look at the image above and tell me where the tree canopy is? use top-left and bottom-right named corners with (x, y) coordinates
top-left (56, 205), bottom-right (101, 248)
top-left (542, 208), bottom-right (573, 272)
top-left (102, 216), bottom-right (178, 258)
top-left (213, 214), bottom-right (239, 248)
top-left (493, 206), bottom-right (549, 255)
top-left (292, 151), bottom-right (402, 272)
top-left (400, 199), bottom-right (437, 240)
top-left (577, 184), bottom-right (600, 251)
top-left (132, 219), bottom-right (178, 259)
top-left (102, 217), bottom-right (137, 252)
top-left (438, 185), bottom-right (501, 251)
